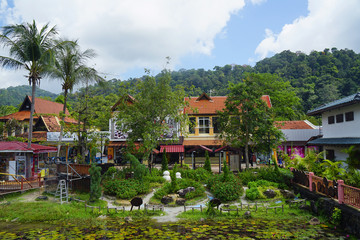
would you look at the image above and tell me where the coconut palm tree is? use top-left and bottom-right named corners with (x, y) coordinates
top-left (46, 40), bottom-right (103, 157)
top-left (0, 20), bottom-right (58, 147)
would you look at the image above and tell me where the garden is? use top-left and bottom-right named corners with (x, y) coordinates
top-left (0, 151), bottom-right (357, 239)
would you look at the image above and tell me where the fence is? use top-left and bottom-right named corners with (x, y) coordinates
top-left (0, 176), bottom-right (42, 193)
top-left (291, 168), bottom-right (360, 209)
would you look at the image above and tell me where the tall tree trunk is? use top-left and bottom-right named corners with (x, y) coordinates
top-left (245, 126), bottom-right (250, 169)
top-left (57, 90), bottom-right (68, 157)
top-left (28, 82), bottom-right (36, 148)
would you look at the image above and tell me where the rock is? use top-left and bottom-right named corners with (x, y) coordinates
top-left (200, 218), bottom-right (205, 222)
top-left (310, 200), bottom-right (318, 214)
top-left (298, 204), bottom-right (311, 211)
top-left (97, 215), bottom-right (107, 219)
top-left (280, 190), bottom-right (295, 199)
top-left (177, 187), bottom-right (195, 198)
top-left (161, 195), bottom-right (174, 205)
top-left (163, 171), bottom-right (171, 182)
top-left (263, 189), bottom-right (277, 198)
top-left (175, 198), bottom-right (186, 206)
top-left (124, 216), bottom-right (133, 222)
top-left (36, 196), bottom-right (48, 201)
top-left (244, 211), bottom-right (251, 218)
top-left (309, 217), bottom-right (320, 225)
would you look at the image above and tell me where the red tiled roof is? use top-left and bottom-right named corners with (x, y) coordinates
top-left (28, 96), bottom-right (70, 115)
top-left (0, 141), bottom-right (57, 153)
top-left (0, 111), bottom-right (31, 121)
top-left (184, 94), bottom-right (271, 115)
top-left (275, 120), bottom-right (315, 130)
top-left (160, 145), bottom-right (184, 153)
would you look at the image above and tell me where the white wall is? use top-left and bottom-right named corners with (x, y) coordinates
top-left (324, 146), bottom-right (349, 161)
top-left (322, 104), bottom-right (360, 138)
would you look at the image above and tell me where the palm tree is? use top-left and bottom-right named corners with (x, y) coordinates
top-left (46, 40), bottom-right (103, 157)
top-left (0, 20), bottom-right (58, 147)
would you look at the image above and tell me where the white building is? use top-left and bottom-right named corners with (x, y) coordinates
top-left (307, 93), bottom-right (360, 161)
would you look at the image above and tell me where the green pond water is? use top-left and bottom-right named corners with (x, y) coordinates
top-left (0, 218), bottom-right (353, 239)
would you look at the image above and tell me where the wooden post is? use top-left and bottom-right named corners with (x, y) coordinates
top-left (184, 206), bottom-right (186, 212)
top-left (309, 172), bottom-right (314, 191)
top-left (337, 180), bottom-right (344, 204)
top-left (200, 205), bottom-right (202, 213)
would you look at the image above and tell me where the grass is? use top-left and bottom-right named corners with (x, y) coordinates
top-left (0, 200), bottom-right (162, 223)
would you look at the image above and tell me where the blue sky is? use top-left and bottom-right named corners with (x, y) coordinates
top-left (0, 0), bottom-right (359, 94)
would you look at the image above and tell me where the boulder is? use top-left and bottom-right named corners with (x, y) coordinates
top-left (299, 204), bottom-right (311, 211)
top-left (161, 195), bottom-right (174, 205)
top-left (177, 187), bottom-right (195, 198)
top-left (36, 196), bottom-right (48, 201)
top-left (175, 198), bottom-right (186, 206)
top-left (309, 217), bottom-right (320, 225)
top-left (263, 189), bottom-right (277, 198)
top-left (280, 190), bottom-right (295, 199)
top-left (244, 211), bottom-right (251, 218)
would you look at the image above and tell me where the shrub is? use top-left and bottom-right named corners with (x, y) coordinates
top-left (178, 168), bottom-right (211, 182)
top-left (237, 169), bottom-right (258, 186)
top-left (207, 173), bottom-right (243, 202)
top-left (89, 163), bottom-right (102, 202)
top-left (245, 187), bottom-right (260, 200)
top-left (102, 178), bottom-right (150, 199)
top-left (153, 178), bottom-right (205, 200)
top-left (126, 153), bottom-right (149, 180)
top-left (161, 149), bottom-right (168, 172)
top-left (203, 151), bottom-right (212, 173)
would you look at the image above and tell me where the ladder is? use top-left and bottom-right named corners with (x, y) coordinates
top-left (55, 179), bottom-right (68, 204)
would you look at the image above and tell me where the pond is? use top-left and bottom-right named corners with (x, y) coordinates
top-left (0, 218), bottom-right (352, 239)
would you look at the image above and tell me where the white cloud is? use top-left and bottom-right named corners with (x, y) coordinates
top-left (250, 0), bottom-right (267, 5)
top-left (0, 0), bottom-right (245, 93)
top-left (255, 0), bottom-right (360, 59)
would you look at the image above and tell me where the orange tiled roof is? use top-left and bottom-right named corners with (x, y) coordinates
top-left (0, 111), bottom-right (31, 121)
top-left (275, 120), bottom-right (315, 130)
top-left (184, 94), bottom-right (271, 115)
top-left (28, 96), bottom-right (70, 115)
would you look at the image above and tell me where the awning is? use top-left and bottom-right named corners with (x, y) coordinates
top-left (186, 145), bottom-right (213, 153)
top-left (160, 145), bottom-right (184, 153)
top-left (307, 137), bottom-right (360, 146)
top-left (0, 141), bottom-right (57, 153)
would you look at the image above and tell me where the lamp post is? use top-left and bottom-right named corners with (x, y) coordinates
top-left (191, 151), bottom-right (196, 170)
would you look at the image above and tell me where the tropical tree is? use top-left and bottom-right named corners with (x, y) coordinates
top-left (45, 40), bottom-right (103, 156)
top-left (218, 73), bottom-right (283, 169)
top-left (115, 69), bottom-right (188, 167)
top-left (0, 20), bottom-right (58, 147)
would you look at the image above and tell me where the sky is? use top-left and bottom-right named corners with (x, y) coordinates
top-left (0, 0), bottom-right (359, 94)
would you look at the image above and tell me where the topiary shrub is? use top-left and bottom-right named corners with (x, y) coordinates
top-left (203, 151), bottom-right (212, 173)
top-left (126, 153), bottom-right (149, 180)
top-left (89, 163), bottom-right (102, 202)
top-left (161, 149), bottom-right (168, 172)
top-left (207, 173), bottom-right (243, 202)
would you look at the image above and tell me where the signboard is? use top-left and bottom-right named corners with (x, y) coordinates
top-left (47, 132), bottom-right (78, 142)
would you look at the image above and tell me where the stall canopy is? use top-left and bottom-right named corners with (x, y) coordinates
top-left (160, 145), bottom-right (184, 153)
top-left (0, 141), bottom-right (57, 153)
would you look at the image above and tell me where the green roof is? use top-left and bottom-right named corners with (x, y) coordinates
top-left (308, 137), bottom-right (360, 146)
top-left (307, 92), bottom-right (360, 116)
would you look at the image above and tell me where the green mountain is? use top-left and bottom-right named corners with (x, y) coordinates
top-left (0, 85), bottom-right (58, 107)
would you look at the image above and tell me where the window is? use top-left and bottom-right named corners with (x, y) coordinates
top-left (189, 117), bottom-right (196, 134)
top-left (212, 117), bottom-right (220, 133)
top-left (336, 114), bottom-right (344, 123)
top-left (328, 116), bottom-right (335, 124)
top-left (198, 117), bottom-right (210, 134)
top-left (345, 111), bottom-right (354, 122)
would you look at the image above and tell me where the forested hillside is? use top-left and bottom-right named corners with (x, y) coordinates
top-left (0, 85), bottom-right (58, 106)
top-left (2, 48), bottom-right (360, 130)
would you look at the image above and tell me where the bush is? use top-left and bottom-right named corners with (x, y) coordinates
top-left (102, 178), bottom-right (150, 199)
top-left (245, 187), bottom-right (260, 200)
top-left (153, 178), bottom-right (205, 200)
top-left (178, 168), bottom-right (211, 182)
top-left (207, 173), bottom-right (243, 202)
top-left (237, 169), bottom-right (258, 186)
top-left (89, 163), bottom-right (102, 202)
top-left (161, 149), bottom-right (168, 172)
top-left (203, 151), bottom-right (212, 173)
top-left (126, 153), bottom-right (149, 180)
